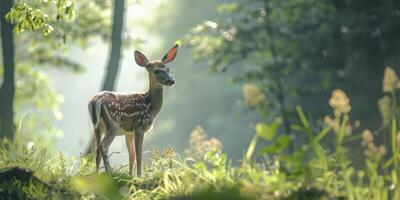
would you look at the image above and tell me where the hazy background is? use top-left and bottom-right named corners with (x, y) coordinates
top-left (44, 0), bottom-right (257, 162)
top-left (2, 1), bottom-right (400, 198)
top-left (2, 0), bottom-right (400, 167)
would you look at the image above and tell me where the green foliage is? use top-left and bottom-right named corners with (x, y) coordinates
top-left (1, 88), bottom-right (400, 199)
top-left (0, 137), bottom-right (86, 199)
top-left (72, 174), bottom-right (124, 199)
top-left (10, 0), bottom-right (113, 70)
top-left (1, 0), bottom-right (116, 140)
top-left (3, 68), bottom-right (400, 199)
top-left (255, 122), bottom-right (279, 141)
top-left (6, 0), bottom-right (74, 35)
top-left (243, 69), bottom-right (400, 199)
top-left (186, 0), bottom-right (338, 117)
top-left (186, 0), bottom-right (400, 153)
top-left (0, 64), bottom-right (63, 138)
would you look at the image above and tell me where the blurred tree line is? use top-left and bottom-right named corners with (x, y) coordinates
top-left (186, 0), bottom-right (400, 155)
top-left (1, 0), bottom-right (400, 161)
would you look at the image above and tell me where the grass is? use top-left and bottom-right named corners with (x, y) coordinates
top-left (1, 69), bottom-right (400, 199)
top-left (0, 136), bottom-right (340, 200)
top-left (1, 123), bottom-right (397, 200)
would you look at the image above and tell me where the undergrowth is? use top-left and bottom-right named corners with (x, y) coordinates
top-left (1, 68), bottom-right (400, 199)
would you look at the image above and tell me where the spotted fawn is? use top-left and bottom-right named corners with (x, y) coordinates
top-left (88, 45), bottom-right (179, 176)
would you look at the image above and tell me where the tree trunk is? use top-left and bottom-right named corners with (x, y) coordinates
top-left (0, 0), bottom-right (16, 140)
top-left (84, 0), bottom-right (125, 154)
top-left (101, 0), bottom-right (125, 91)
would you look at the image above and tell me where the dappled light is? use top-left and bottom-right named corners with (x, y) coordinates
top-left (1, 0), bottom-right (400, 199)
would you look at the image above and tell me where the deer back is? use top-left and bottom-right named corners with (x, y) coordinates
top-left (89, 91), bottom-right (154, 133)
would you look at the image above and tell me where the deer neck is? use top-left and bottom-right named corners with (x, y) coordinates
top-left (145, 72), bottom-right (163, 117)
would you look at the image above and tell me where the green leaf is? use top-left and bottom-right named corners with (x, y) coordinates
top-left (366, 159), bottom-right (378, 175)
top-left (296, 106), bottom-right (310, 130)
top-left (71, 174), bottom-right (123, 200)
top-left (259, 135), bottom-right (290, 154)
top-left (246, 134), bottom-right (259, 160)
top-left (392, 170), bottom-right (398, 184)
top-left (345, 167), bottom-right (354, 177)
top-left (255, 122), bottom-right (279, 141)
top-left (290, 124), bottom-right (305, 132)
top-left (275, 135), bottom-right (290, 150)
top-left (315, 127), bottom-right (331, 142)
top-left (383, 157), bottom-right (394, 169)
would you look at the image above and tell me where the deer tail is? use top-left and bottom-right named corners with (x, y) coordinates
top-left (88, 100), bottom-right (102, 129)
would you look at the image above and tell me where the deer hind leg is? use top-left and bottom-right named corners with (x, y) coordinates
top-left (125, 133), bottom-right (135, 176)
top-left (101, 129), bottom-right (115, 174)
top-left (135, 130), bottom-right (144, 177)
top-left (95, 128), bottom-right (102, 173)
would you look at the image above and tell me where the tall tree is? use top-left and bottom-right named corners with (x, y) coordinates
top-left (0, 0), bottom-right (16, 140)
top-left (3, 0), bottom-right (136, 148)
top-left (85, 0), bottom-right (126, 154)
top-left (0, 1), bottom-right (113, 141)
top-left (102, 0), bottom-right (125, 91)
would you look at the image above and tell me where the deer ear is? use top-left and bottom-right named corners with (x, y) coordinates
top-left (134, 50), bottom-right (149, 67)
top-left (161, 44), bottom-right (179, 64)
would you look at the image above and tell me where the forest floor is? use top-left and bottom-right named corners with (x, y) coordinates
top-left (0, 140), bottom-right (341, 200)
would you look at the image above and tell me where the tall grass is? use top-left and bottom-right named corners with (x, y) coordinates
top-left (1, 68), bottom-right (400, 199)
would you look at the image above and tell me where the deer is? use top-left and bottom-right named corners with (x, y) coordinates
top-left (88, 45), bottom-right (179, 176)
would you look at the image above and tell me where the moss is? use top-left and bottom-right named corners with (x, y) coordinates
top-left (0, 166), bottom-right (79, 199)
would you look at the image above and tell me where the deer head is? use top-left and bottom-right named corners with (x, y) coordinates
top-left (134, 44), bottom-right (178, 88)
top-left (89, 44), bottom-right (179, 177)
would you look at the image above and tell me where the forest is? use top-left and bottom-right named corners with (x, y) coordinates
top-left (1, 0), bottom-right (400, 199)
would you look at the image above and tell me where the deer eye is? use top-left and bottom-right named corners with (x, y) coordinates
top-left (154, 69), bottom-right (162, 74)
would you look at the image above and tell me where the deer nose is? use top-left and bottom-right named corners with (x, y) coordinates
top-left (166, 78), bottom-right (175, 85)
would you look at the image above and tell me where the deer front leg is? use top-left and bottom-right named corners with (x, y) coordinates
top-left (101, 131), bottom-right (115, 174)
top-left (135, 130), bottom-right (144, 177)
top-left (125, 133), bottom-right (135, 176)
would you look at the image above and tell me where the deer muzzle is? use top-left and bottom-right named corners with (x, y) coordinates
top-left (165, 78), bottom-right (175, 86)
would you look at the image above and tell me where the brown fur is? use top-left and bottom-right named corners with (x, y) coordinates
top-left (88, 45), bottom-right (178, 176)
top-left (89, 92), bottom-right (153, 132)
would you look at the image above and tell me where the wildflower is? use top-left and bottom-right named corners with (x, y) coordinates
top-left (324, 116), bottom-right (340, 133)
top-left (204, 20), bottom-right (218, 29)
top-left (188, 126), bottom-right (222, 155)
top-left (189, 126), bottom-right (207, 148)
top-left (324, 116), bottom-right (352, 135)
top-left (382, 67), bottom-right (399, 92)
top-left (25, 141), bottom-right (34, 151)
top-left (362, 129), bottom-right (386, 161)
top-left (207, 137), bottom-right (223, 151)
top-left (377, 145), bottom-right (386, 158)
top-left (378, 95), bottom-right (391, 124)
top-left (354, 120), bottom-right (361, 128)
top-left (361, 129), bottom-right (374, 146)
top-left (242, 83), bottom-right (266, 108)
top-left (329, 89), bottom-right (351, 117)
